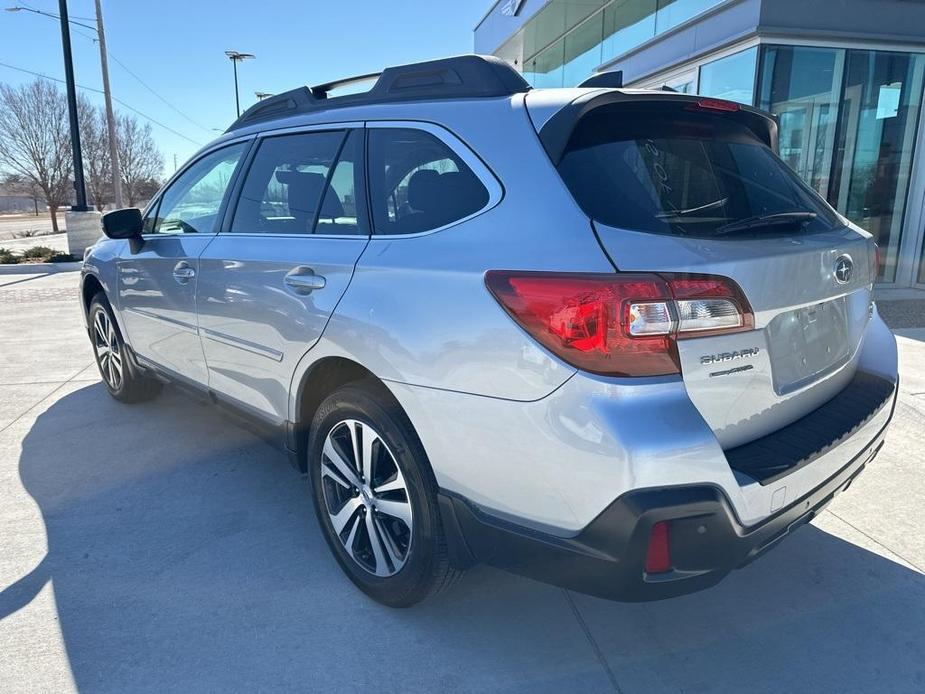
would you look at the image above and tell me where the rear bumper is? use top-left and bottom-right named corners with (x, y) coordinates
top-left (438, 377), bottom-right (896, 601)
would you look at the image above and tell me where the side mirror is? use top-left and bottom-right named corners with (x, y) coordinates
top-left (102, 208), bottom-right (144, 239)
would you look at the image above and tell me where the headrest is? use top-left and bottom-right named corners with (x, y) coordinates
top-left (439, 172), bottom-right (487, 211)
top-left (407, 168), bottom-right (440, 211)
top-left (275, 170), bottom-right (326, 219)
top-left (319, 187), bottom-right (344, 219)
top-left (275, 169), bottom-right (325, 188)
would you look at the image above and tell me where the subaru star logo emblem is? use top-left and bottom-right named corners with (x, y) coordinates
top-left (834, 254), bottom-right (853, 285)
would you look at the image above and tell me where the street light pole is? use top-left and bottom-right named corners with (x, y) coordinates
top-left (232, 58), bottom-right (239, 116)
top-left (225, 50), bottom-right (255, 118)
top-left (58, 0), bottom-right (89, 211)
top-left (94, 0), bottom-right (123, 208)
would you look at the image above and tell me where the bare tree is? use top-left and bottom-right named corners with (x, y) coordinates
top-left (0, 80), bottom-right (72, 232)
top-left (117, 114), bottom-right (163, 206)
top-left (79, 96), bottom-right (112, 212)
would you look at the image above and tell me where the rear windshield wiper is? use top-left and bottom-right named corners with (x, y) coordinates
top-left (715, 211), bottom-right (817, 236)
top-left (655, 197), bottom-right (728, 219)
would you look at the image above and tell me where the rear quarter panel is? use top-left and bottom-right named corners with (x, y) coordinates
top-left (290, 97), bottom-right (616, 405)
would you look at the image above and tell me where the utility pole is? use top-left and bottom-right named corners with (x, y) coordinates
top-left (94, 0), bottom-right (123, 208)
top-left (58, 0), bottom-right (89, 211)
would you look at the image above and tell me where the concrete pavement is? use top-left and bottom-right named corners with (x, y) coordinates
top-left (1, 267), bottom-right (924, 693)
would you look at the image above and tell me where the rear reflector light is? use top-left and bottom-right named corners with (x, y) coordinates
top-left (485, 271), bottom-right (753, 377)
top-left (645, 521), bottom-right (671, 574)
top-left (694, 97), bottom-right (741, 112)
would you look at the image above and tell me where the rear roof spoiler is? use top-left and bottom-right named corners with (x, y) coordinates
top-left (538, 91), bottom-right (780, 165)
top-left (227, 54), bottom-right (530, 132)
top-left (577, 70), bottom-right (623, 89)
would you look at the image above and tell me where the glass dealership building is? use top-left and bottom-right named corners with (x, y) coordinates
top-left (475, 0), bottom-right (925, 289)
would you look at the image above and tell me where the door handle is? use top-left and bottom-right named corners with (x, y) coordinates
top-left (172, 261), bottom-right (195, 283)
top-left (284, 267), bottom-right (326, 295)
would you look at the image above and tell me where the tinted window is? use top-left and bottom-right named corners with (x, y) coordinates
top-left (315, 131), bottom-right (367, 236)
top-left (152, 143), bottom-right (246, 234)
top-left (367, 128), bottom-right (489, 235)
top-left (230, 130), bottom-right (351, 235)
top-left (558, 105), bottom-right (840, 237)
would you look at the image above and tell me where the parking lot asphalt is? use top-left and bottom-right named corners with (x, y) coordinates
top-left (1, 267), bottom-right (923, 694)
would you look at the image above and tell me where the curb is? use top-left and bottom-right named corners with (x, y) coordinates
top-left (0, 261), bottom-right (82, 276)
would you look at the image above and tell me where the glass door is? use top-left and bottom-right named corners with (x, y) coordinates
top-left (829, 49), bottom-right (925, 282)
top-left (758, 46), bottom-right (845, 198)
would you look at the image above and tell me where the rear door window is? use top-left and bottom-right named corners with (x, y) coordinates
top-left (557, 104), bottom-right (840, 237)
top-left (367, 128), bottom-right (489, 235)
top-left (230, 129), bottom-right (367, 235)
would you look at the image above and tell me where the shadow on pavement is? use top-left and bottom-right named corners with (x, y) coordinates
top-left (3, 383), bottom-right (924, 693)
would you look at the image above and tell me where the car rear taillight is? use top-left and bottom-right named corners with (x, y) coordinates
top-left (485, 271), bottom-right (753, 377)
top-left (669, 276), bottom-right (754, 338)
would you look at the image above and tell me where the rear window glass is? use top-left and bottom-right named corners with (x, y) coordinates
top-left (367, 128), bottom-right (489, 236)
top-left (558, 105), bottom-right (840, 237)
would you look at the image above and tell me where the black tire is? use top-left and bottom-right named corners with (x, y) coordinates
top-left (88, 292), bottom-right (162, 404)
top-left (308, 382), bottom-right (462, 607)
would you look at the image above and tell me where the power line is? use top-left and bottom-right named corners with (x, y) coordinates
top-left (0, 60), bottom-right (205, 147)
top-left (6, 4), bottom-right (213, 139)
top-left (20, 1), bottom-right (94, 22)
top-left (105, 53), bottom-right (214, 133)
top-left (59, 21), bottom-right (214, 134)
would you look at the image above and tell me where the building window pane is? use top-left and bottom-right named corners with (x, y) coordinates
top-left (563, 13), bottom-right (604, 86)
top-left (655, 0), bottom-right (722, 33)
top-left (526, 39), bottom-right (566, 88)
top-left (522, 1), bottom-right (568, 60)
top-left (758, 46), bottom-right (844, 197)
top-left (601, 0), bottom-right (657, 64)
top-left (829, 50), bottom-right (925, 282)
top-left (698, 47), bottom-right (758, 105)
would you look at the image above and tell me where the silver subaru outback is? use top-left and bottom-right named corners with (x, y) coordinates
top-left (80, 55), bottom-right (898, 607)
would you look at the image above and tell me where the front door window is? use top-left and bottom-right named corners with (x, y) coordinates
top-left (150, 143), bottom-right (247, 235)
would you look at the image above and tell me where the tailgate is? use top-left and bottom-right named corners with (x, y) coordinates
top-left (594, 222), bottom-right (874, 447)
top-left (546, 95), bottom-right (878, 448)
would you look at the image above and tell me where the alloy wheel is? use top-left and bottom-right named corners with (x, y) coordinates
top-left (320, 419), bottom-right (413, 577)
top-left (93, 309), bottom-right (123, 391)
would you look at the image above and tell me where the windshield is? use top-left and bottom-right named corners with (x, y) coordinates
top-left (557, 104), bottom-right (840, 237)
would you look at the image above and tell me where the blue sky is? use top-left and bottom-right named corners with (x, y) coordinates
top-left (0, 0), bottom-right (488, 174)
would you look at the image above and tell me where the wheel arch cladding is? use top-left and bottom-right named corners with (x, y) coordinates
top-left (292, 357), bottom-right (421, 474)
top-left (81, 274), bottom-right (104, 317)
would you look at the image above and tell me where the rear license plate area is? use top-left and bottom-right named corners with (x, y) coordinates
top-left (767, 297), bottom-right (849, 395)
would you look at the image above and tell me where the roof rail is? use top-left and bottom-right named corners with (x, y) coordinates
top-left (227, 54), bottom-right (530, 132)
top-left (578, 70), bottom-right (623, 89)
top-left (311, 72), bottom-right (381, 100)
